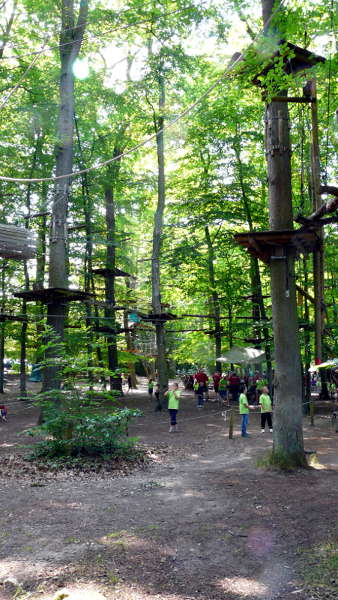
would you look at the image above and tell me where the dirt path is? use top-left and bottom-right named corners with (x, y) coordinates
top-left (0, 381), bottom-right (337, 600)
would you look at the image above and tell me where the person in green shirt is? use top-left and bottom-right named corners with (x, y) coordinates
top-left (165, 383), bottom-right (181, 432)
top-left (239, 384), bottom-right (250, 437)
top-left (259, 386), bottom-right (273, 432)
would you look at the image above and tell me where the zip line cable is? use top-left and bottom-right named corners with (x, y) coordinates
top-left (0, 0), bottom-right (285, 185)
top-left (0, 41), bottom-right (48, 112)
top-left (1, 6), bottom-right (196, 61)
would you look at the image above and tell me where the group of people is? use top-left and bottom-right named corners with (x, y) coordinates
top-left (161, 369), bottom-right (273, 435)
top-left (191, 369), bottom-right (267, 407)
top-left (239, 385), bottom-right (273, 437)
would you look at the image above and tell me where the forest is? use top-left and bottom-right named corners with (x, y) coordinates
top-left (0, 0), bottom-right (337, 599)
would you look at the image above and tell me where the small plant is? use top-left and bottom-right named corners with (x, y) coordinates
top-left (27, 327), bottom-right (142, 461)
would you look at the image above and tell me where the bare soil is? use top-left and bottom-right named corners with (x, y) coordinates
top-left (0, 377), bottom-right (337, 600)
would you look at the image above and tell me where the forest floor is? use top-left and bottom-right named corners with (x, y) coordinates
top-left (0, 376), bottom-right (337, 600)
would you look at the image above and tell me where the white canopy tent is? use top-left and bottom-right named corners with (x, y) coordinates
top-left (217, 346), bottom-right (266, 365)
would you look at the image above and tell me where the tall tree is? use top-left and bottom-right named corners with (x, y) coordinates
top-left (43, 0), bottom-right (88, 393)
top-left (262, 0), bottom-right (305, 466)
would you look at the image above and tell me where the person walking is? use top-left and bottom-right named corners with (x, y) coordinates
top-left (165, 382), bottom-right (181, 432)
top-left (218, 374), bottom-right (228, 405)
top-left (259, 386), bottom-right (273, 432)
top-left (148, 378), bottom-right (154, 397)
top-left (239, 384), bottom-right (250, 437)
top-left (229, 371), bottom-right (241, 403)
top-left (212, 372), bottom-right (221, 400)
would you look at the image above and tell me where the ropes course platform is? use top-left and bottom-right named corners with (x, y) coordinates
top-left (92, 267), bottom-right (135, 278)
top-left (252, 41), bottom-right (325, 87)
top-left (14, 288), bottom-right (93, 303)
top-left (0, 312), bottom-right (28, 322)
top-left (142, 312), bottom-right (178, 323)
top-left (234, 229), bottom-right (321, 264)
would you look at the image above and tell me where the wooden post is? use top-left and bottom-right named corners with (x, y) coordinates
top-left (309, 79), bottom-right (325, 369)
top-left (228, 408), bottom-right (234, 439)
top-left (309, 79), bottom-right (328, 399)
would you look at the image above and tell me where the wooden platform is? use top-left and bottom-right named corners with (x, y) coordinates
top-left (14, 288), bottom-right (92, 303)
top-left (234, 229), bottom-right (321, 264)
top-left (95, 326), bottom-right (132, 335)
top-left (0, 313), bottom-right (28, 322)
top-left (142, 312), bottom-right (178, 323)
top-left (92, 267), bottom-right (135, 279)
top-left (252, 41), bottom-right (325, 87)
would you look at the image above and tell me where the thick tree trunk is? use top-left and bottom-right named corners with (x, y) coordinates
top-left (265, 96), bottom-right (305, 464)
top-left (43, 0), bottom-right (88, 394)
top-left (204, 226), bottom-right (222, 371)
top-left (262, 0), bottom-right (305, 466)
top-left (152, 67), bottom-right (168, 410)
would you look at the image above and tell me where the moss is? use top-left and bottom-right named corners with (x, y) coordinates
top-left (257, 449), bottom-right (308, 471)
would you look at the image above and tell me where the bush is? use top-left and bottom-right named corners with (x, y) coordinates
top-left (29, 407), bottom-right (141, 459)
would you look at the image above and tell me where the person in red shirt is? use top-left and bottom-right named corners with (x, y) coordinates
top-left (228, 371), bottom-right (241, 403)
top-left (212, 372), bottom-right (221, 398)
top-left (194, 369), bottom-right (209, 403)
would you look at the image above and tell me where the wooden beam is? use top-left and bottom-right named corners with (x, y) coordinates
top-left (271, 96), bottom-right (315, 103)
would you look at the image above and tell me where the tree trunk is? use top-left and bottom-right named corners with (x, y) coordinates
top-left (309, 79), bottom-right (328, 398)
top-left (20, 135), bottom-right (41, 399)
top-left (262, 0), bottom-right (305, 466)
top-left (104, 178), bottom-right (120, 392)
top-left (124, 279), bottom-right (137, 388)
top-left (204, 226), bottom-right (222, 371)
top-left (152, 67), bottom-right (168, 410)
top-left (43, 0), bottom-right (88, 394)
top-left (0, 262), bottom-right (5, 394)
top-left (75, 116), bottom-right (94, 380)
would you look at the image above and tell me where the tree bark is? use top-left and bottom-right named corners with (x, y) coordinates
top-left (204, 226), bottom-right (222, 371)
top-left (152, 64), bottom-right (168, 410)
top-left (104, 175), bottom-right (120, 392)
top-left (43, 0), bottom-right (88, 394)
top-left (262, 0), bottom-right (305, 465)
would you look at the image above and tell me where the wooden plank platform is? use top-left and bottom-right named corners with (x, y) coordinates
top-left (14, 288), bottom-right (92, 303)
top-left (234, 229), bottom-right (321, 264)
top-left (0, 313), bottom-right (28, 322)
top-left (142, 312), bottom-right (178, 323)
top-left (92, 267), bottom-right (136, 279)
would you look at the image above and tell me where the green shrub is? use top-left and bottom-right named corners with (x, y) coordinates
top-left (29, 407), bottom-right (141, 459)
top-left (28, 327), bottom-right (142, 460)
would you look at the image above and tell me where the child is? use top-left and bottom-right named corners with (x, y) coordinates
top-left (259, 386), bottom-right (273, 432)
top-left (0, 405), bottom-right (7, 422)
top-left (239, 385), bottom-right (250, 437)
top-left (154, 382), bottom-right (160, 404)
top-left (148, 378), bottom-right (154, 397)
top-left (193, 378), bottom-right (201, 407)
top-left (218, 374), bottom-right (228, 405)
top-left (165, 382), bottom-right (180, 432)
